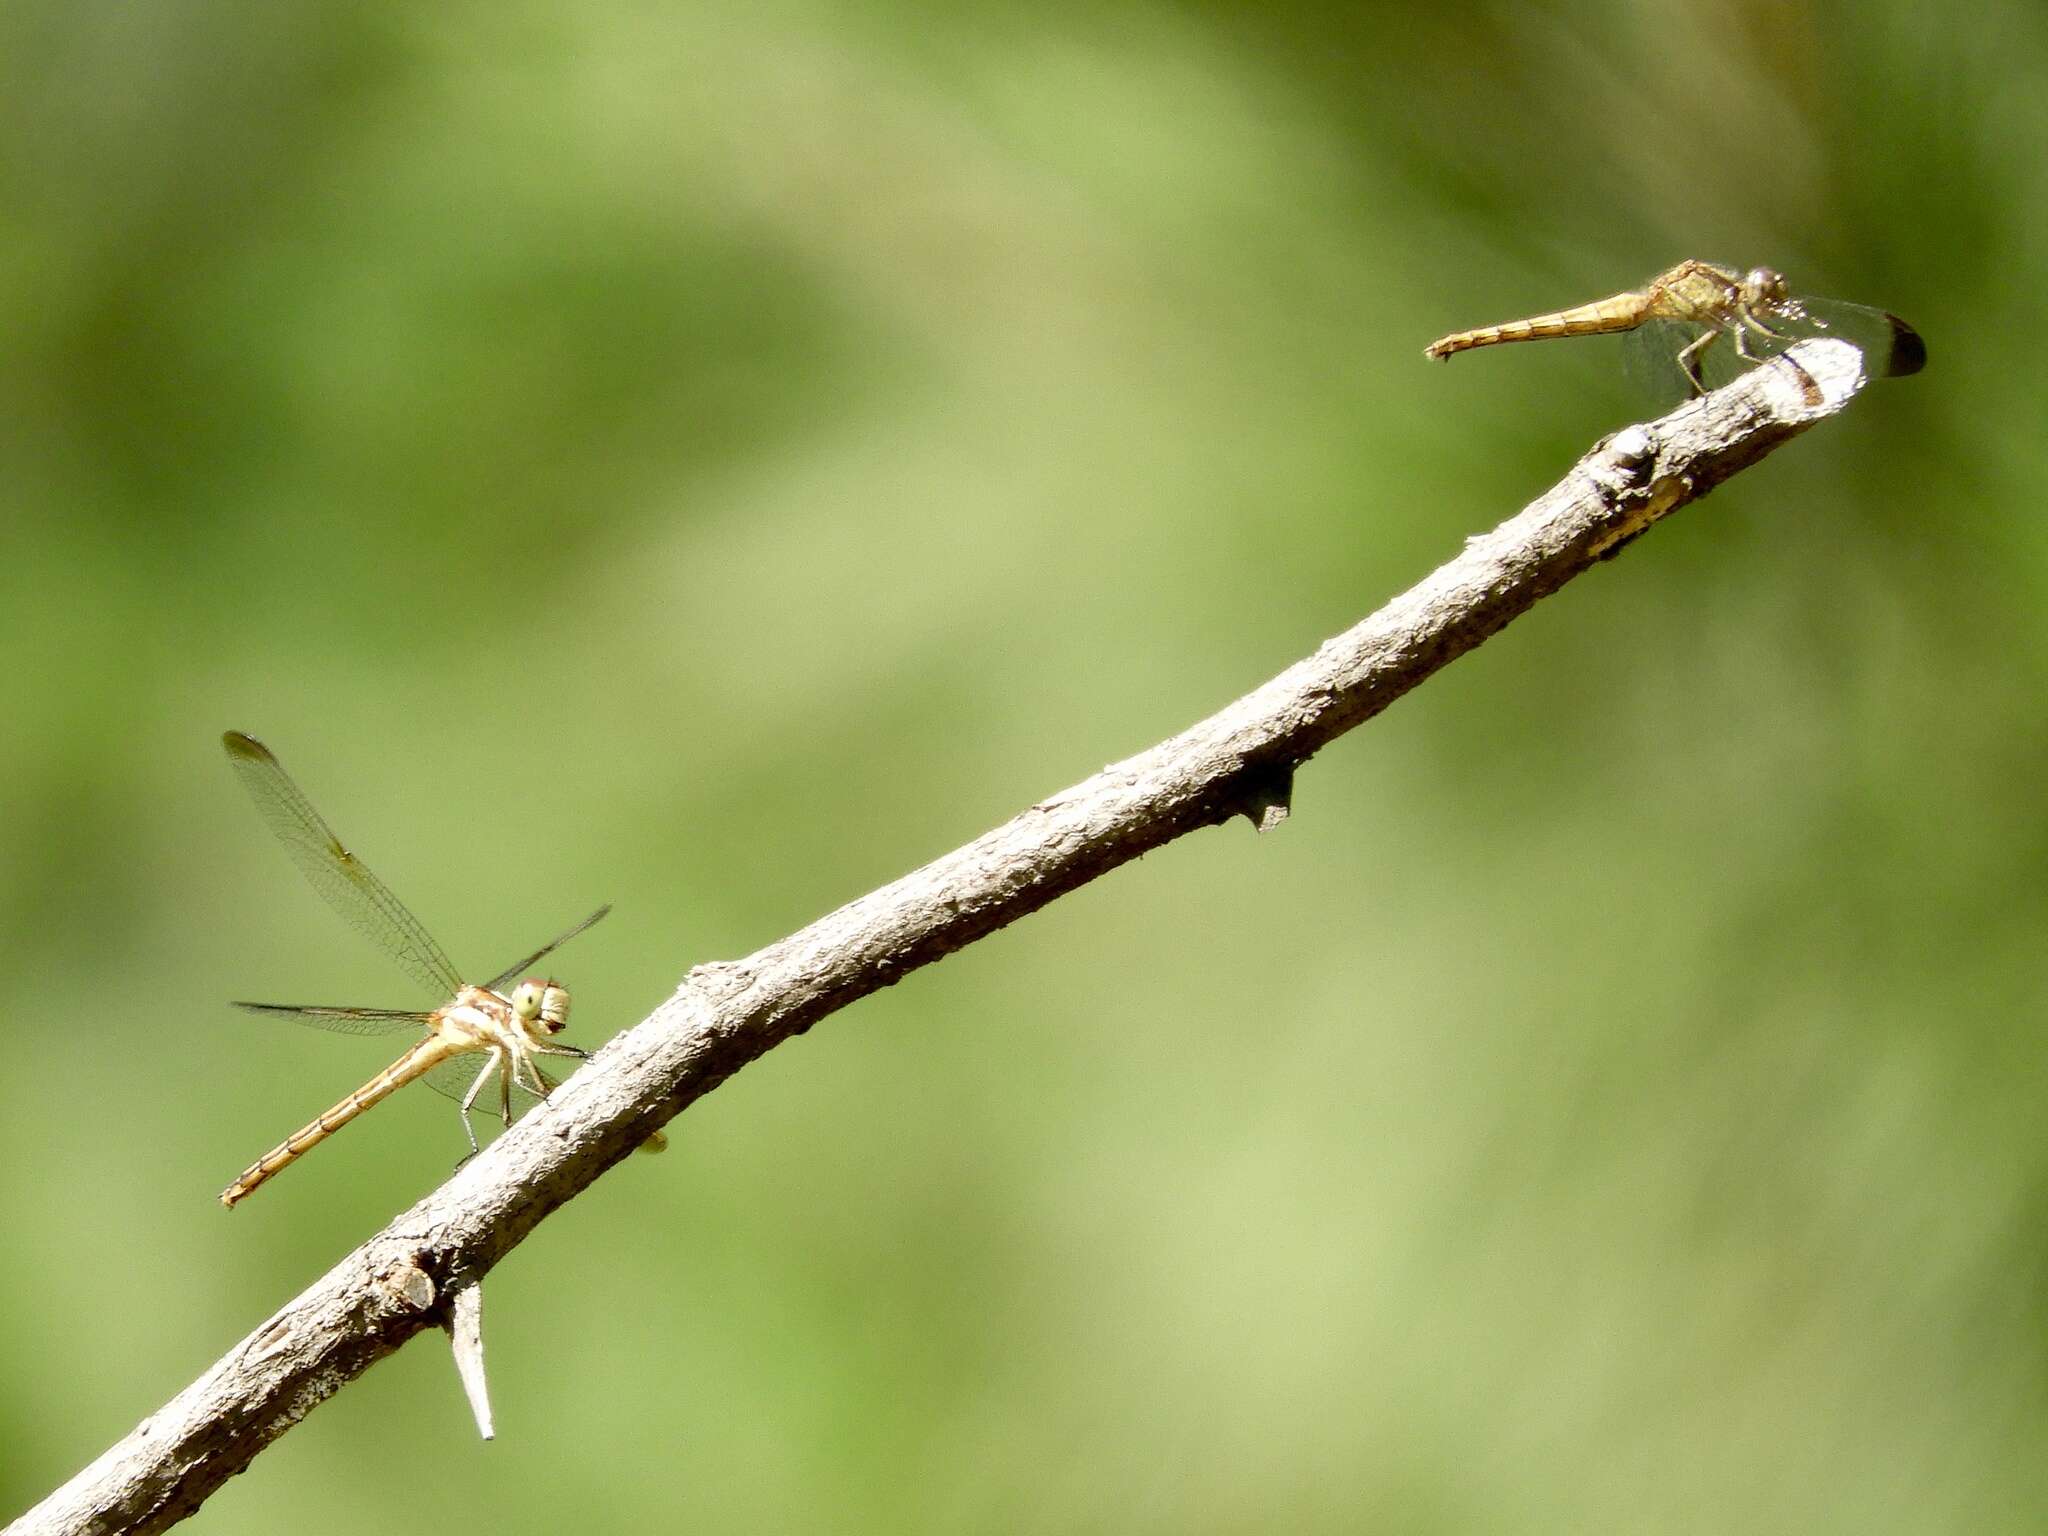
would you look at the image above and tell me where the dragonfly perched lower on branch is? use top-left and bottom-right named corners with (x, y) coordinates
top-left (1424, 259), bottom-right (1927, 400)
top-left (218, 730), bottom-right (665, 1208)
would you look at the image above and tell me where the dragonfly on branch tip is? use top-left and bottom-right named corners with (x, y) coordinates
top-left (217, 730), bottom-right (666, 1209)
top-left (1424, 259), bottom-right (1926, 401)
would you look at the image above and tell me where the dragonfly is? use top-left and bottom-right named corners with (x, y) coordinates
top-left (1423, 259), bottom-right (1927, 399)
top-left (218, 730), bottom-right (664, 1208)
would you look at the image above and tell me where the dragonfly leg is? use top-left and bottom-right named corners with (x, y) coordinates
top-left (1736, 302), bottom-right (1803, 360)
top-left (455, 1051), bottom-right (500, 1161)
top-left (528, 1042), bottom-right (586, 1109)
top-left (1736, 313), bottom-right (1817, 400)
top-left (1677, 329), bottom-right (1719, 395)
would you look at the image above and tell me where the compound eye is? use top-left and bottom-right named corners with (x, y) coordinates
top-left (1747, 267), bottom-right (1789, 303)
top-left (511, 981), bottom-right (544, 1023)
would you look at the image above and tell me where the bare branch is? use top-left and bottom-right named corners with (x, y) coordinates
top-left (5, 340), bottom-right (1870, 1536)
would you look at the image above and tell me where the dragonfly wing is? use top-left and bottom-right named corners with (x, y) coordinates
top-left (1786, 297), bottom-right (1926, 379)
top-left (1622, 318), bottom-right (1732, 404)
top-left (223, 732), bottom-right (465, 1001)
top-left (1622, 298), bottom-right (1924, 403)
top-left (420, 1051), bottom-right (550, 1121)
top-left (232, 1001), bottom-right (439, 1038)
top-left (481, 904), bottom-right (611, 993)
top-left (423, 1053), bottom-right (664, 1156)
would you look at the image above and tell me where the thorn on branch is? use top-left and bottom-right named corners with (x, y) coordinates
top-left (1229, 761), bottom-right (1295, 833)
top-left (445, 1281), bottom-right (494, 1442)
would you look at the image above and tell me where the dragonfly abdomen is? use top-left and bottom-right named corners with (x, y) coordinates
top-left (218, 1036), bottom-right (463, 1207)
top-left (1425, 291), bottom-right (1650, 359)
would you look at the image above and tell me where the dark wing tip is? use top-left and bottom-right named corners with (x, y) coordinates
top-left (223, 730), bottom-right (267, 759)
top-left (1883, 314), bottom-right (1927, 377)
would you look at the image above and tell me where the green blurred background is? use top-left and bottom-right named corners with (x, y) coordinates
top-left (3, 0), bottom-right (2040, 1529)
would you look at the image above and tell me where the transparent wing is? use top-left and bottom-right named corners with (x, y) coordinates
top-left (223, 731), bottom-right (463, 1001)
top-left (420, 1053), bottom-right (563, 1121)
top-left (481, 904), bottom-right (611, 993)
top-left (1623, 317), bottom-right (1716, 403)
top-left (415, 1052), bottom-right (668, 1155)
top-left (232, 1000), bottom-right (439, 1038)
top-left (1789, 297), bottom-right (1927, 379)
top-left (1624, 300), bottom-right (1926, 404)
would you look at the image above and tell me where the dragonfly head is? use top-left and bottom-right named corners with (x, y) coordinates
top-left (511, 978), bottom-right (572, 1034)
top-left (1740, 266), bottom-right (1789, 304)
top-left (1740, 266), bottom-right (1810, 322)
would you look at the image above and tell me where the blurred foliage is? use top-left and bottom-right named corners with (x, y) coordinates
top-left (3, 0), bottom-right (2044, 1530)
